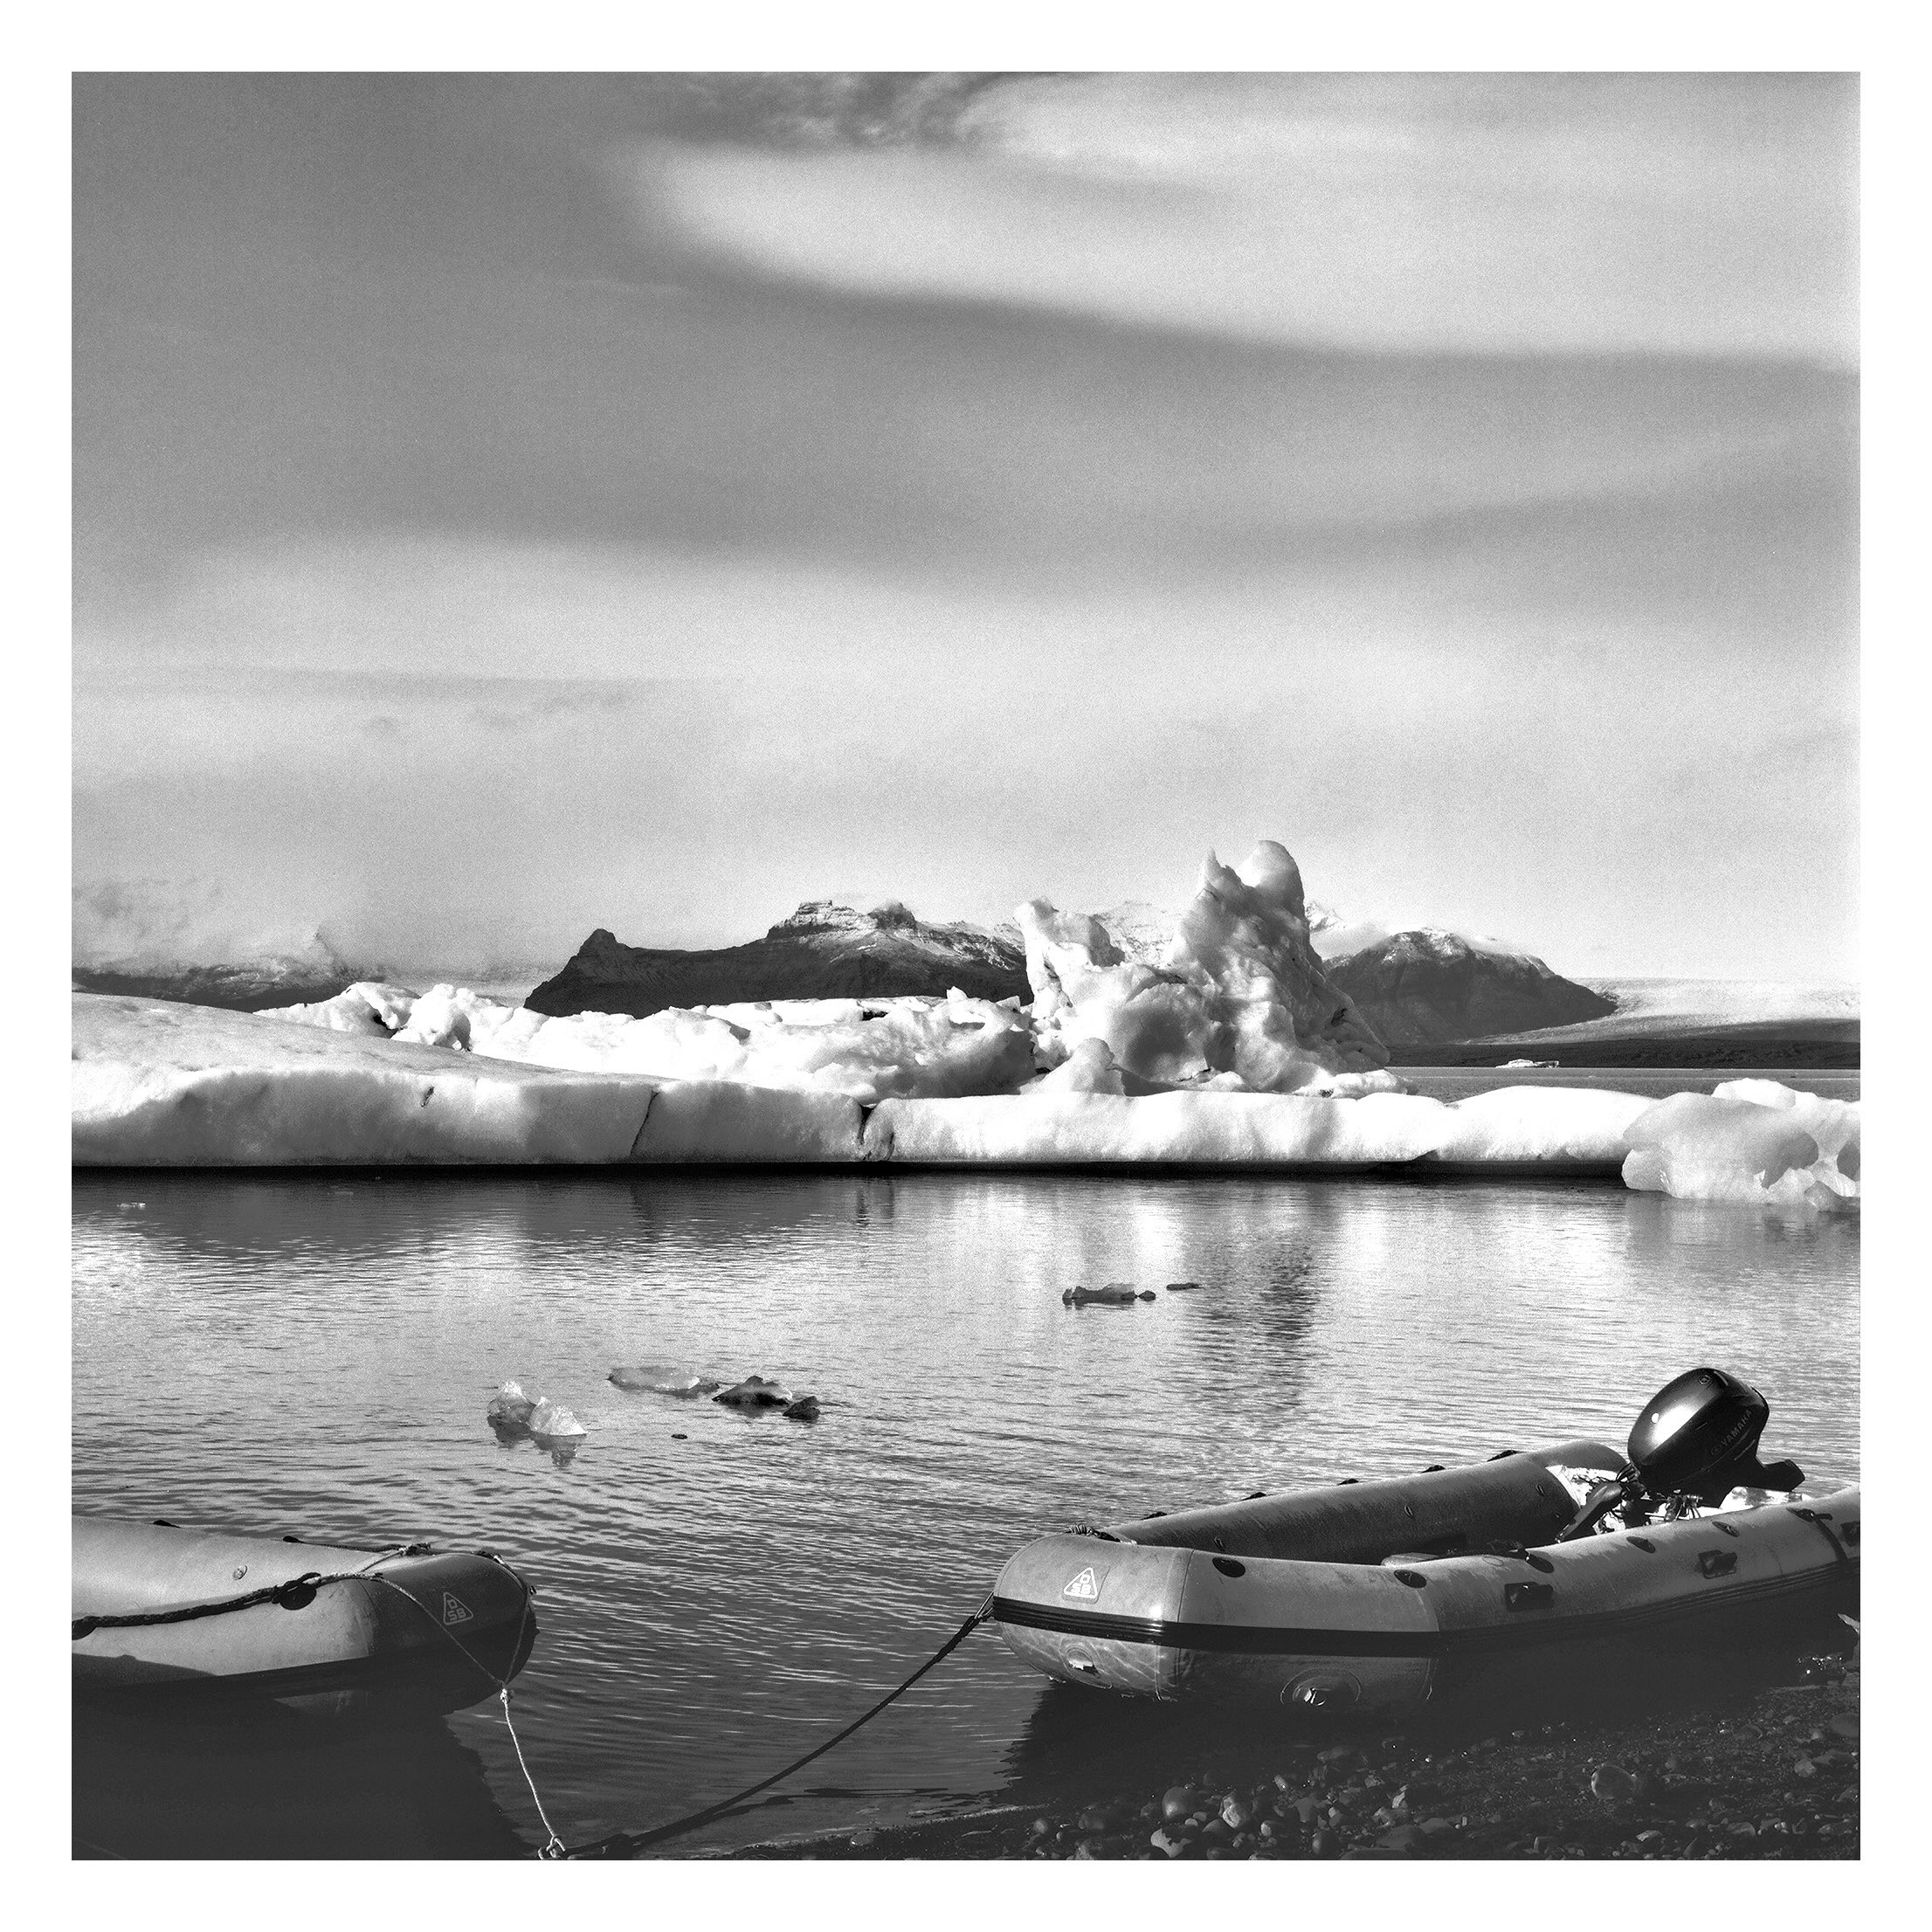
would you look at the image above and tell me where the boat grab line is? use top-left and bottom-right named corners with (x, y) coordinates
top-left (70, 1544), bottom-right (423, 1642)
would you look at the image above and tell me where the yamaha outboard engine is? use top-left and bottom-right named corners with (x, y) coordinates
top-left (1559, 1368), bottom-right (1805, 1540)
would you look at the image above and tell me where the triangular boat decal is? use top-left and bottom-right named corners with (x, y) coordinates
top-left (1062, 1566), bottom-right (1102, 1601)
top-left (442, 1591), bottom-right (474, 1625)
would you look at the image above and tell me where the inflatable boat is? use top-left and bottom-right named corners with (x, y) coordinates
top-left (994, 1372), bottom-right (1858, 1715)
top-left (73, 1516), bottom-right (538, 1717)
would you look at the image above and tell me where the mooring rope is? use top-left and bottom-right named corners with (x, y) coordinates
top-left (497, 1680), bottom-right (567, 1859)
top-left (559, 1594), bottom-right (997, 1861)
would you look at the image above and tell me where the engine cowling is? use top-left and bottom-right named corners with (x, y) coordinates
top-left (1627, 1367), bottom-right (1778, 1503)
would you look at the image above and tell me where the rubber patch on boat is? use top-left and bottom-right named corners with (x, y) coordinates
top-left (1062, 1567), bottom-right (1104, 1602)
top-left (442, 1592), bottom-right (474, 1625)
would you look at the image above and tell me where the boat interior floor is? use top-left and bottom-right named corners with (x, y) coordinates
top-left (1108, 1440), bottom-right (1641, 1567)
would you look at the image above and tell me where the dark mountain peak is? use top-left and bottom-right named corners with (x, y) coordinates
top-left (528, 900), bottom-right (1028, 1018)
top-left (1325, 929), bottom-right (1614, 1047)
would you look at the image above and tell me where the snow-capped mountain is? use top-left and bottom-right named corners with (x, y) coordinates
top-left (1322, 928), bottom-right (1615, 1046)
top-left (525, 900), bottom-right (1031, 1018)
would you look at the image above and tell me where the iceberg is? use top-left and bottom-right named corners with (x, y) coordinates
top-left (73, 995), bottom-right (657, 1166)
top-left (1019, 843), bottom-right (1397, 1095)
top-left (1621, 1080), bottom-right (1860, 1210)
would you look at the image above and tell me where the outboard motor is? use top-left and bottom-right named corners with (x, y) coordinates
top-left (1558, 1368), bottom-right (1805, 1540)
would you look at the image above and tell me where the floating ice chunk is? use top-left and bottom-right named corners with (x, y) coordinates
top-left (1620, 1086), bottom-right (1859, 1210)
top-left (528, 1398), bottom-right (587, 1439)
top-left (487, 1381), bottom-right (536, 1430)
top-left (609, 1366), bottom-right (722, 1396)
top-left (490, 1382), bottom-right (587, 1440)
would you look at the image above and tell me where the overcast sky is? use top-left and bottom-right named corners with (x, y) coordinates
top-left (72, 72), bottom-right (1858, 976)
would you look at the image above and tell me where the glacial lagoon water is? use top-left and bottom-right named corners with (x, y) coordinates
top-left (72, 1154), bottom-right (1859, 1859)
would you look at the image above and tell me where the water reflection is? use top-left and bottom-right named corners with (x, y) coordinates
top-left (72, 1703), bottom-right (529, 1860)
top-left (73, 1169), bottom-right (1857, 1857)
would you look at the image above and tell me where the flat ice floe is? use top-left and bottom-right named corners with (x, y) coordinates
top-left (72, 995), bottom-right (657, 1166)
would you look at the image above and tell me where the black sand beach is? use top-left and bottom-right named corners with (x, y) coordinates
top-left (720, 1662), bottom-right (1859, 1863)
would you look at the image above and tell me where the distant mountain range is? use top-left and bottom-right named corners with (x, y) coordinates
top-left (524, 900), bottom-right (1030, 1018)
top-left (71, 945), bottom-right (368, 1012)
top-left (1322, 928), bottom-right (1616, 1047)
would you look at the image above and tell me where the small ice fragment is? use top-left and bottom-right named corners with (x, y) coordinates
top-left (486, 1380), bottom-right (535, 1430)
top-left (609, 1365), bottom-right (722, 1396)
top-left (528, 1399), bottom-right (587, 1439)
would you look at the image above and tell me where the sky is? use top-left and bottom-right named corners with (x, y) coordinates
top-left (72, 72), bottom-right (1859, 978)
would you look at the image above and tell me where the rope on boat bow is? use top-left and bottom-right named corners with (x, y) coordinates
top-left (359, 1562), bottom-right (566, 1860)
top-left (556, 1593), bottom-right (997, 1860)
top-left (70, 1543), bottom-right (431, 1641)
